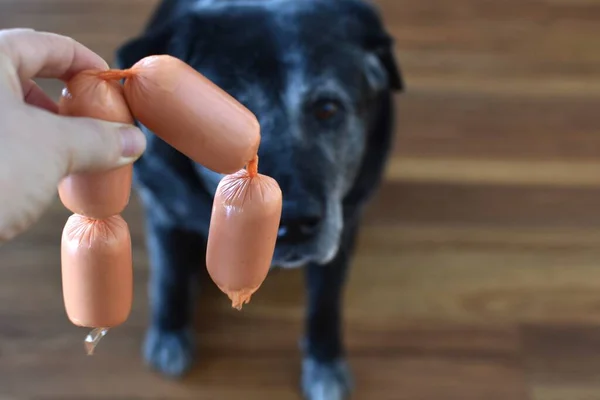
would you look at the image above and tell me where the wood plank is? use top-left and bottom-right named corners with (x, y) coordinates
top-left (385, 157), bottom-right (600, 187)
top-left (392, 93), bottom-right (600, 160)
top-left (521, 324), bottom-right (600, 400)
top-left (363, 182), bottom-right (600, 228)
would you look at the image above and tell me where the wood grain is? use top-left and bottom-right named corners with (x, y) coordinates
top-left (1, 0), bottom-right (600, 399)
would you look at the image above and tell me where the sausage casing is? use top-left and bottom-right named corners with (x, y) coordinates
top-left (57, 70), bottom-right (134, 220)
top-left (100, 55), bottom-right (260, 174)
top-left (61, 214), bottom-right (133, 328)
top-left (206, 158), bottom-right (282, 309)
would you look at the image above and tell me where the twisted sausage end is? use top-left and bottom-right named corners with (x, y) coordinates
top-left (227, 287), bottom-right (257, 311)
top-left (96, 69), bottom-right (136, 81)
top-left (246, 155), bottom-right (259, 178)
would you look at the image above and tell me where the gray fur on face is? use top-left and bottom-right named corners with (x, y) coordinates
top-left (194, 46), bottom-right (374, 269)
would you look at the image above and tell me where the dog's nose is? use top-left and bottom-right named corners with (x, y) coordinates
top-left (278, 216), bottom-right (321, 243)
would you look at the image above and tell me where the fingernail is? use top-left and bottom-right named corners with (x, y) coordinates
top-left (119, 126), bottom-right (146, 162)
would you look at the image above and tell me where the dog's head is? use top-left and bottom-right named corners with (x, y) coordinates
top-left (116, 0), bottom-right (404, 268)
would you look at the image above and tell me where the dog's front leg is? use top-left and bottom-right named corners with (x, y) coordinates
top-left (142, 214), bottom-right (204, 378)
top-left (302, 218), bottom-right (359, 400)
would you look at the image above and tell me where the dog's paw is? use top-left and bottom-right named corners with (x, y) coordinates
top-left (143, 326), bottom-right (195, 378)
top-left (301, 357), bottom-right (353, 400)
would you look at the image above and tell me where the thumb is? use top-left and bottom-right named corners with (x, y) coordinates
top-left (48, 113), bottom-right (147, 174)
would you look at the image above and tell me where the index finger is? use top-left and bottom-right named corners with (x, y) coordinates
top-left (0, 29), bottom-right (109, 83)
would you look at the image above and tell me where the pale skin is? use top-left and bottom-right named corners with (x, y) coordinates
top-left (0, 29), bottom-right (146, 243)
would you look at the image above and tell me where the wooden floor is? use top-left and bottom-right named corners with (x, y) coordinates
top-left (1, 0), bottom-right (600, 399)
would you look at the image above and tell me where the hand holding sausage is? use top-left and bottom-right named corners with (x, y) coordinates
top-left (0, 29), bottom-right (146, 243)
top-left (0, 28), bottom-right (283, 355)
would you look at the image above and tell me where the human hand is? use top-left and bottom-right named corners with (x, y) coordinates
top-left (0, 29), bottom-right (146, 243)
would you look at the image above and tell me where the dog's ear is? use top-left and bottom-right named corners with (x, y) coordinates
top-left (344, 0), bottom-right (404, 93)
top-left (344, 4), bottom-right (404, 207)
top-left (114, 0), bottom-right (198, 69)
top-left (363, 34), bottom-right (405, 93)
top-left (114, 18), bottom-right (179, 70)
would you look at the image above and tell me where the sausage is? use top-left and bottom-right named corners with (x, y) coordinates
top-left (97, 55), bottom-right (260, 174)
top-left (206, 156), bottom-right (282, 310)
top-left (57, 70), bottom-right (134, 220)
top-left (61, 214), bottom-right (133, 328)
top-left (57, 69), bottom-right (135, 351)
top-left (54, 54), bottom-right (279, 358)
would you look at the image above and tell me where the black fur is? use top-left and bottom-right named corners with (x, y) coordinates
top-left (115, 1), bottom-right (403, 399)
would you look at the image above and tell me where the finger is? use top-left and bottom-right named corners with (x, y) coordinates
top-left (42, 111), bottom-right (147, 174)
top-left (0, 29), bottom-right (108, 84)
top-left (22, 79), bottom-right (59, 113)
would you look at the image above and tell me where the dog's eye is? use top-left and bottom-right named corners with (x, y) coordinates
top-left (312, 100), bottom-right (341, 121)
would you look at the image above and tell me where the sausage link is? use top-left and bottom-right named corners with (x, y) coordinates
top-left (56, 55), bottom-right (279, 339)
top-left (57, 70), bottom-right (135, 220)
top-left (61, 214), bottom-right (133, 328)
top-left (58, 70), bottom-right (135, 331)
top-left (98, 55), bottom-right (260, 174)
top-left (206, 156), bottom-right (282, 309)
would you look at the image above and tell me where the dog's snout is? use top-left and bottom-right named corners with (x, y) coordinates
top-left (278, 215), bottom-right (322, 243)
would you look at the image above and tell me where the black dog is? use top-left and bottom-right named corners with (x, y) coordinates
top-left (115, 0), bottom-right (403, 398)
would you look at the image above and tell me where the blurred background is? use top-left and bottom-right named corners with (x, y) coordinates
top-left (1, 0), bottom-right (600, 399)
